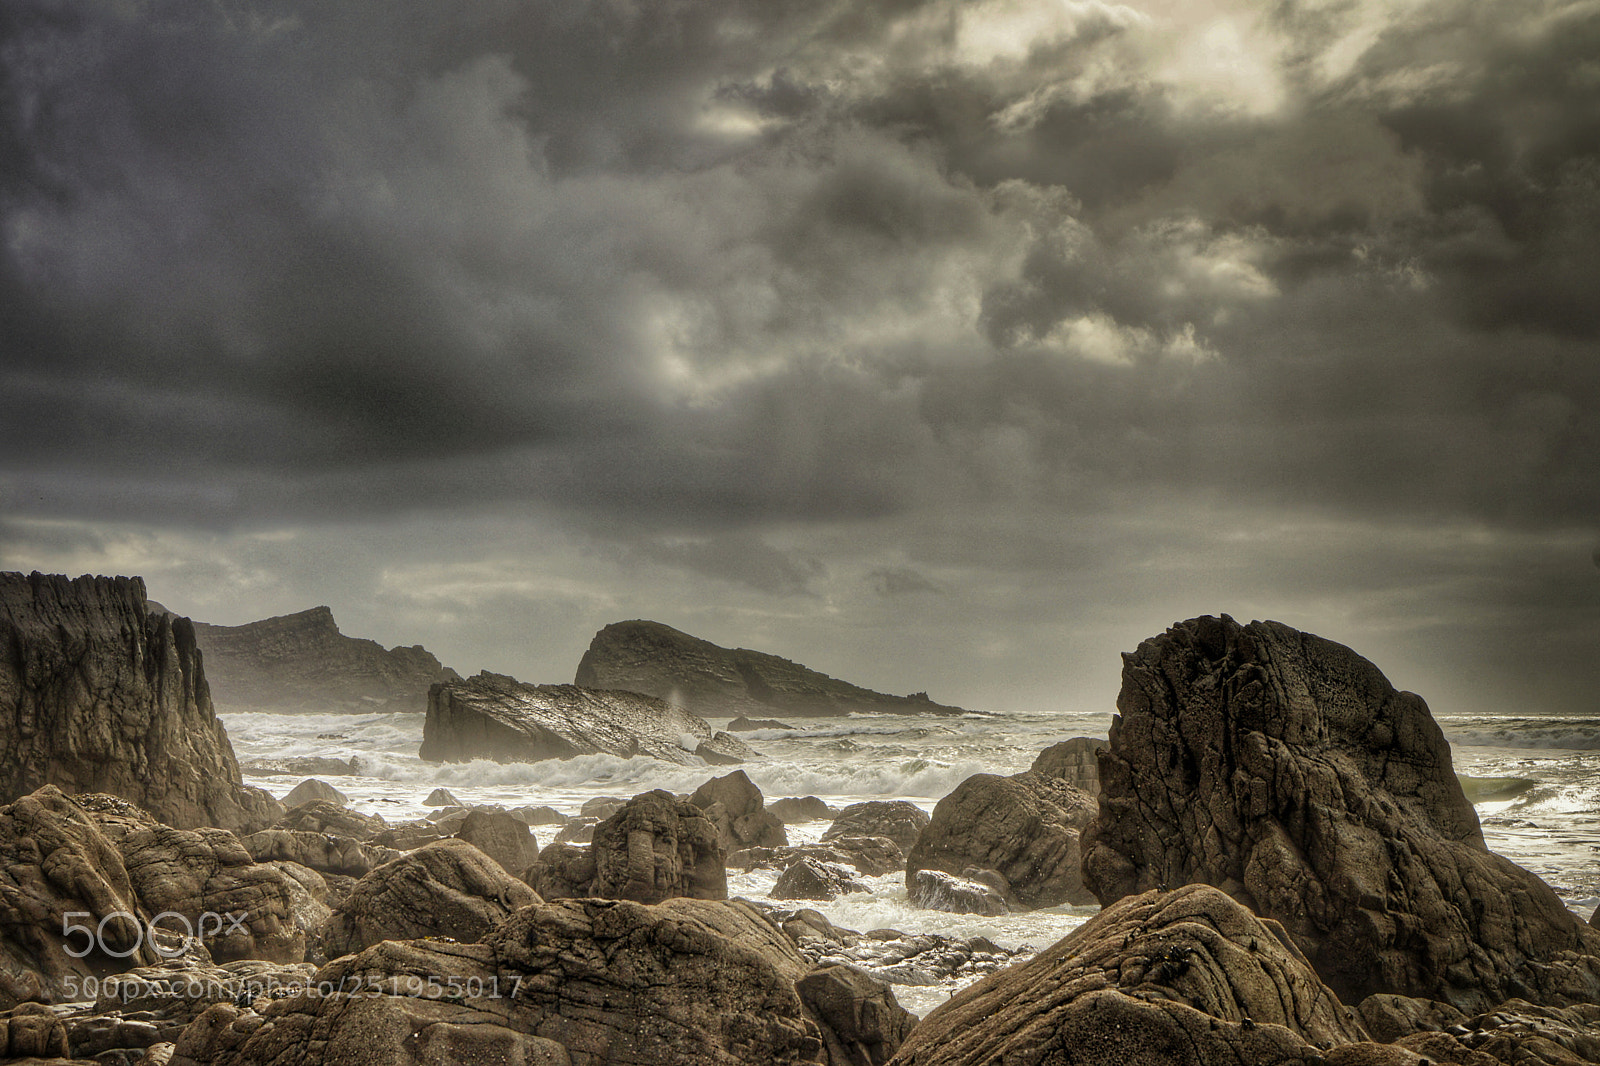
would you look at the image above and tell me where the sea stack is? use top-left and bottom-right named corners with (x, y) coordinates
top-left (0, 572), bottom-right (281, 834)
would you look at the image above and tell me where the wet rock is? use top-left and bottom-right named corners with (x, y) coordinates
top-left (1030, 736), bottom-right (1106, 794)
top-left (580, 796), bottom-right (627, 819)
top-left (906, 771), bottom-right (1097, 909)
top-left (271, 800), bottom-right (385, 841)
top-left (823, 801), bottom-right (930, 853)
top-left (319, 839), bottom-right (540, 958)
top-left (281, 779), bottom-right (346, 808)
top-left (238, 757), bottom-right (357, 778)
top-left (731, 837), bottom-right (906, 878)
top-left (1081, 614), bottom-right (1600, 1012)
top-left (772, 858), bottom-right (869, 901)
top-left (453, 807), bottom-right (539, 875)
top-left (588, 790), bottom-right (726, 904)
top-left (423, 787), bottom-right (461, 807)
top-left (688, 769), bottom-right (787, 852)
top-left (799, 964), bottom-right (917, 1066)
top-left (771, 796), bottom-right (837, 823)
top-left (908, 869), bottom-right (1009, 916)
top-left (0, 572), bottom-right (282, 834)
top-left (240, 829), bottom-right (400, 878)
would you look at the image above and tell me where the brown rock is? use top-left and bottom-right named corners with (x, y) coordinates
top-left (772, 858), bottom-right (868, 901)
top-left (454, 808), bottom-right (540, 875)
top-left (271, 800), bottom-right (386, 841)
top-left (730, 837), bottom-right (905, 878)
top-left (1080, 615), bottom-right (1600, 1012)
top-left (822, 801), bottom-right (930, 853)
top-left (799, 964), bottom-right (917, 1066)
top-left (589, 790), bottom-right (726, 904)
top-left (240, 829), bottom-right (399, 877)
top-left (0, 572), bottom-right (281, 834)
top-left (907, 869), bottom-right (1009, 916)
top-left (905, 771), bottom-right (1097, 909)
top-left (688, 769), bottom-right (787, 852)
top-left (1030, 736), bottom-right (1106, 794)
top-left (770, 796), bottom-right (837, 823)
top-left (280, 779), bottom-right (346, 808)
top-left (521, 842), bottom-right (597, 900)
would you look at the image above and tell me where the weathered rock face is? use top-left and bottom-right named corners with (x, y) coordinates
top-left (0, 572), bottom-right (282, 834)
top-left (906, 771), bottom-right (1098, 910)
top-left (454, 808), bottom-right (540, 875)
top-left (175, 898), bottom-right (916, 1066)
top-left (420, 672), bottom-right (753, 766)
top-left (240, 829), bottom-right (399, 878)
top-left (1030, 736), bottom-right (1106, 794)
top-left (590, 790), bottom-right (727, 904)
top-left (189, 605), bottom-right (458, 713)
top-left (731, 837), bottom-right (905, 879)
top-left (688, 769), bottom-right (788, 852)
top-left (575, 619), bottom-right (969, 718)
top-left (522, 841), bottom-right (598, 900)
top-left (271, 800), bottom-right (386, 840)
top-left (319, 839), bottom-right (540, 959)
top-left (888, 884), bottom-right (1376, 1066)
top-left (822, 801), bottom-right (930, 853)
top-left (1081, 614), bottom-right (1600, 1013)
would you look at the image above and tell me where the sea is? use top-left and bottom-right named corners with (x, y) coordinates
top-left (221, 707), bottom-right (1600, 1016)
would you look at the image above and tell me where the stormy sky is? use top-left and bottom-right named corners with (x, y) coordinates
top-left (3, 0), bottom-right (1598, 717)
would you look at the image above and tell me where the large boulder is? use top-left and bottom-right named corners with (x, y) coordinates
top-left (688, 770), bottom-right (788, 852)
top-left (772, 858), bottom-right (868, 902)
top-left (1030, 737), bottom-right (1106, 794)
top-left (454, 807), bottom-right (540, 875)
top-left (521, 841), bottom-right (598, 900)
top-left (174, 897), bottom-right (916, 1066)
top-left (0, 572), bottom-right (282, 834)
top-left (887, 884), bottom-right (1378, 1066)
top-left (589, 790), bottom-right (727, 904)
top-left (420, 671), bottom-right (753, 766)
top-left (905, 771), bottom-right (1097, 909)
top-left (822, 801), bottom-right (929, 853)
top-left (1081, 615), bottom-right (1600, 1012)
top-left (319, 838), bottom-right (540, 958)
top-left (770, 796), bottom-right (837, 823)
top-left (281, 779), bottom-right (346, 808)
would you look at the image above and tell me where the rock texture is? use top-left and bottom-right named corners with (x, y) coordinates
top-left (731, 837), bottom-right (905, 878)
top-left (453, 807), bottom-right (539, 875)
top-left (174, 897), bottom-right (916, 1066)
top-left (771, 796), bottom-right (837, 823)
top-left (281, 779), bottom-right (345, 808)
top-left (319, 839), bottom-right (539, 958)
top-left (822, 801), bottom-right (930, 853)
top-left (888, 884), bottom-right (1376, 1066)
top-left (1081, 614), bottom-right (1600, 1013)
top-left (590, 790), bottom-right (727, 904)
top-left (241, 829), bottom-right (398, 878)
top-left (420, 672), bottom-right (754, 766)
top-left (772, 858), bottom-right (869, 901)
top-left (189, 605), bottom-right (458, 713)
top-left (1030, 737), bottom-right (1106, 794)
top-left (0, 572), bottom-right (282, 833)
top-left (906, 771), bottom-right (1098, 910)
top-left (575, 619), bottom-right (968, 718)
top-left (688, 770), bottom-right (788, 852)
top-left (908, 870), bottom-right (1009, 916)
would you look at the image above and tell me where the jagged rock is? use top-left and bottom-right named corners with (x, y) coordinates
top-left (730, 716), bottom-right (795, 731)
top-left (191, 605), bottom-right (458, 713)
top-left (0, 1002), bottom-right (70, 1058)
top-left (906, 771), bottom-right (1097, 909)
top-left (0, 572), bottom-right (282, 834)
top-left (772, 858), bottom-right (869, 901)
top-left (271, 800), bottom-right (385, 841)
top-left (822, 801), bottom-right (930, 853)
top-left (420, 672), bottom-right (752, 766)
top-left (454, 808), bottom-right (539, 875)
top-left (95, 957), bottom-right (319, 1034)
top-left (521, 842), bottom-right (596, 900)
top-left (240, 829), bottom-right (399, 877)
top-left (887, 884), bottom-right (1375, 1066)
top-left (1080, 614), bottom-right (1600, 1012)
top-left (730, 837), bottom-right (905, 878)
top-left (1030, 736), bottom-right (1106, 794)
top-left (695, 735), bottom-right (751, 765)
top-left (589, 790), bottom-right (726, 904)
top-left (424, 806), bottom-right (470, 832)
top-left (908, 869), bottom-right (1009, 916)
top-left (688, 770), bottom-right (788, 852)
top-left (771, 796), bottom-right (837, 823)
top-left (318, 839), bottom-right (540, 958)
top-left (174, 897), bottom-right (915, 1066)
top-left (423, 787), bottom-right (460, 807)
top-left (576, 619), bottom-right (969, 718)
top-left (0, 785), bottom-right (157, 1005)
top-left (281, 779), bottom-right (346, 808)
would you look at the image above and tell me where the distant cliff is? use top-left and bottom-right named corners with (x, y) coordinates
top-left (0, 571), bottom-right (281, 832)
top-left (574, 619), bottom-right (968, 718)
top-left (189, 606), bottom-right (458, 713)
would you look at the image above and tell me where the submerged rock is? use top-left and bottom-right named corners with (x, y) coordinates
top-left (420, 672), bottom-right (752, 766)
top-left (1081, 614), bottom-right (1600, 1012)
top-left (731, 837), bottom-right (905, 878)
top-left (908, 869), bottom-right (1009, 916)
top-left (772, 858), bottom-right (868, 901)
top-left (423, 787), bottom-right (461, 807)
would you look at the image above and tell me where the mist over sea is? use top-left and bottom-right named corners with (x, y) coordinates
top-left (223, 707), bottom-right (1600, 1015)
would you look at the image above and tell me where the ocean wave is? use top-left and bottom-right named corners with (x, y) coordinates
top-left (1456, 774), bottom-right (1538, 802)
top-left (1439, 717), bottom-right (1600, 750)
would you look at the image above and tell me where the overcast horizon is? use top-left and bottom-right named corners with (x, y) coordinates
top-left (3, 0), bottom-right (1598, 717)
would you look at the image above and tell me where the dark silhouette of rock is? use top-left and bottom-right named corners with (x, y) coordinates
top-left (240, 829), bottom-right (399, 877)
top-left (688, 769), bottom-right (787, 852)
top-left (175, 897), bottom-right (916, 1066)
top-left (420, 672), bottom-right (754, 766)
top-left (887, 884), bottom-right (1377, 1066)
top-left (771, 796), bottom-right (837, 823)
top-left (319, 838), bottom-right (539, 958)
top-left (190, 605), bottom-right (458, 713)
top-left (589, 790), bottom-right (727, 904)
top-left (730, 715), bottom-right (795, 730)
top-left (281, 779), bottom-right (346, 808)
top-left (772, 858), bottom-right (868, 901)
top-left (908, 869), bottom-right (1009, 915)
top-left (454, 807), bottom-right (539, 875)
top-left (906, 771), bottom-right (1097, 909)
top-left (423, 786), bottom-right (460, 807)
top-left (0, 572), bottom-right (281, 834)
top-left (1081, 614), bottom-right (1600, 1013)
top-left (823, 801), bottom-right (930, 853)
top-left (575, 619), bottom-right (969, 718)
top-left (1030, 736), bottom-right (1106, 793)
